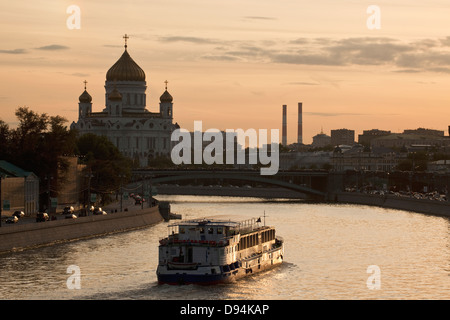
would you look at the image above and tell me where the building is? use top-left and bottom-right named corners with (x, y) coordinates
top-left (428, 160), bottom-right (450, 172)
top-left (280, 151), bottom-right (331, 170)
top-left (71, 35), bottom-right (179, 167)
top-left (331, 129), bottom-right (355, 146)
top-left (0, 160), bottom-right (39, 215)
top-left (331, 145), bottom-right (401, 172)
top-left (403, 128), bottom-right (444, 137)
top-left (312, 130), bottom-right (331, 148)
top-left (371, 133), bottom-right (450, 149)
top-left (358, 129), bottom-right (391, 146)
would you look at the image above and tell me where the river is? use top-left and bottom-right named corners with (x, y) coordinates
top-left (0, 195), bottom-right (449, 300)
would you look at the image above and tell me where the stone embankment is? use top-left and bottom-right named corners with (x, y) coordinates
top-left (156, 185), bottom-right (304, 199)
top-left (157, 185), bottom-right (450, 218)
top-left (333, 192), bottom-right (450, 218)
top-left (0, 205), bottom-right (163, 253)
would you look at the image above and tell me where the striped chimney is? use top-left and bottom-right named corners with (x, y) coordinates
top-left (298, 102), bottom-right (303, 144)
top-left (282, 105), bottom-right (287, 146)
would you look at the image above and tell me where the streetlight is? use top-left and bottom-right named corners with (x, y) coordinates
top-left (44, 175), bottom-right (53, 213)
top-left (85, 171), bottom-right (94, 215)
top-left (118, 174), bottom-right (127, 212)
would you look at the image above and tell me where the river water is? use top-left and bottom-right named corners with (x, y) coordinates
top-left (0, 195), bottom-right (449, 300)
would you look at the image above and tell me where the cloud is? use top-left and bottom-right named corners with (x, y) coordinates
top-left (393, 69), bottom-right (421, 73)
top-left (202, 55), bottom-right (240, 61)
top-left (244, 16), bottom-right (277, 21)
top-left (35, 44), bottom-right (70, 51)
top-left (284, 82), bottom-right (320, 86)
top-left (71, 73), bottom-right (90, 77)
top-left (305, 112), bottom-right (400, 117)
top-left (305, 112), bottom-right (367, 117)
top-left (160, 33), bottom-right (450, 73)
top-left (0, 48), bottom-right (27, 54)
top-left (251, 36), bottom-right (450, 73)
top-left (159, 36), bottom-right (218, 45)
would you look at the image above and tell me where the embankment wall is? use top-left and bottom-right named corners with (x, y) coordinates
top-left (0, 206), bottom-right (163, 253)
top-left (334, 192), bottom-right (450, 218)
top-left (157, 185), bottom-right (304, 199)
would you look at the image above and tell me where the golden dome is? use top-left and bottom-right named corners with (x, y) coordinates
top-left (160, 90), bottom-right (173, 103)
top-left (106, 49), bottom-right (146, 82)
top-left (79, 90), bottom-right (92, 103)
top-left (108, 87), bottom-right (122, 101)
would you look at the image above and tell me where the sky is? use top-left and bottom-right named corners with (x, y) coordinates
top-left (1, 0), bottom-right (450, 144)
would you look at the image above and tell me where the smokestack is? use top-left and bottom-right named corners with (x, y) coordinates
top-left (298, 102), bottom-right (303, 144)
top-left (282, 105), bottom-right (287, 146)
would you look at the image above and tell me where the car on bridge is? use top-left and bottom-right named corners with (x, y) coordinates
top-left (5, 216), bottom-right (19, 224)
top-left (13, 211), bottom-right (25, 219)
top-left (36, 212), bottom-right (49, 222)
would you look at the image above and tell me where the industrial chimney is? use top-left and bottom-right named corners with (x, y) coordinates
top-left (282, 105), bottom-right (287, 146)
top-left (298, 102), bottom-right (303, 144)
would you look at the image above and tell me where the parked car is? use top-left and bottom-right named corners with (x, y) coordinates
top-left (13, 211), bottom-right (25, 218)
top-left (65, 213), bottom-right (77, 219)
top-left (5, 216), bottom-right (19, 224)
top-left (63, 206), bottom-right (74, 214)
top-left (36, 212), bottom-right (49, 222)
top-left (93, 207), bottom-right (107, 215)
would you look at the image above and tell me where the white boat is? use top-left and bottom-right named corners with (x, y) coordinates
top-left (156, 215), bottom-right (284, 285)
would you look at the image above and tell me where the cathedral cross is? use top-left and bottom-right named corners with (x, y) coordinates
top-left (123, 34), bottom-right (129, 49)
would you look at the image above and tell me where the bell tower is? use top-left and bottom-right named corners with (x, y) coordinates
top-left (78, 80), bottom-right (92, 118)
top-left (159, 80), bottom-right (173, 120)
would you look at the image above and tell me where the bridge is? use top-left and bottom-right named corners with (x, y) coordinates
top-left (132, 169), bottom-right (343, 199)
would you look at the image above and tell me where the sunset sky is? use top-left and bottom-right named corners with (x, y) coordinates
top-left (1, 0), bottom-right (450, 144)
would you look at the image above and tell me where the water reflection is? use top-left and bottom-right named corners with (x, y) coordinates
top-left (0, 195), bottom-right (449, 300)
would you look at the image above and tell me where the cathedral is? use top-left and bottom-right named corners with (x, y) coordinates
top-left (71, 35), bottom-right (179, 167)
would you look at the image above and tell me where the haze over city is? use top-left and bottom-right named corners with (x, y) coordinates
top-left (1, 0), bottom-right (450, 144)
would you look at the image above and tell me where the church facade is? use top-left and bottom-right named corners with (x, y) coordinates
top-left (71, 36), bottom-right (179, 167)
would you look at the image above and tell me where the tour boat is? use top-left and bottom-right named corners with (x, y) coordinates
top-left (156, 215), bottom-right (284, 285)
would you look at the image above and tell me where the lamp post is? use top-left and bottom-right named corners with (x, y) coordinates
top-left (86, 171), bottom-right (94, 215)
top-left (118, 174), bottom-right (126, 212)
top-left (45, 175), bottom-right (53, 213)
top-left (141, 175), bottom-right (145, 210)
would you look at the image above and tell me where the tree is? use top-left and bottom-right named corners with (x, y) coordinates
top-left (0, 120), bottom-right (11, 160)
top-left (7, 107), bottom-right (77, 179)
top-left (76, 133), bottom-right (132, 202)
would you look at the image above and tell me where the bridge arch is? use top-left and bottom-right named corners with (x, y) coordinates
top-left (148, 172), bottom-right (326, 198)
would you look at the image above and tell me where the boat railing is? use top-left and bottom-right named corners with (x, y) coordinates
top-left (160, 237), bottom-right (230, 247)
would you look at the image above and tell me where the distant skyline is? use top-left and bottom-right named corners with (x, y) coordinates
top-left (1, 1), bottom-right (450, 144)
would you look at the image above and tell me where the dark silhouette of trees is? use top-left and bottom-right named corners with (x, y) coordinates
top-left (1, 107), bottom-right (78, 179)
top-left (76, 133), bottom-right (132, 203)
top-left (0, 107), bottom-right (133, 208)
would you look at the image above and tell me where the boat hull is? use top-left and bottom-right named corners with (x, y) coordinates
top-left (157, 247), bottom-right (283, 285)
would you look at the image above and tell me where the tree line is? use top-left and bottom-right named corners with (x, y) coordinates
top-left (0, 107), bottom-right (132, 208)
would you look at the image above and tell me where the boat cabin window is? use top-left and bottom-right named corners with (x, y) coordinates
top-left (179, 227), bottom-right (185, 234)
top-left (199, 227), bottom-right (205, 234)
top-left (208, 227), bottom-right (214, 234)
top-left (217, 227), bottom-right (223, 235)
